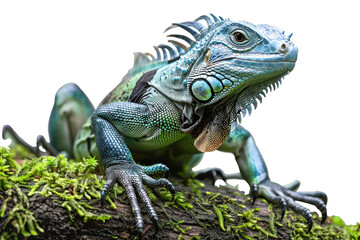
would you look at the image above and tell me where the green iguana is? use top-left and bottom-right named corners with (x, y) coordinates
top-left (3, 14), bottom-right (327, 235)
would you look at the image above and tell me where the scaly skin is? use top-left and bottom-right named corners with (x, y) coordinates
top-left (3, 14), bottom-right (327, 235)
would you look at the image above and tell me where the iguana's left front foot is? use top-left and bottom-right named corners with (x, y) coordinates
top-left (251, 179), bottom-right (327, 233)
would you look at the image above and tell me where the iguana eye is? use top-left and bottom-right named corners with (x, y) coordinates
top-left (232, 30), bottom-right (249, 44)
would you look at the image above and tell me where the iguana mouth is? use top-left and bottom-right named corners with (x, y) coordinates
top-left (213, 56), bottom-right (297, 64)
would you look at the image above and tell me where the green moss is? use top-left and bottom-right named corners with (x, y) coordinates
top-left (0, 147), bottom-right (111, 240)
top-left (284, 212), bottom-right (360, 239)
top-left (11, 144), bottom-right (36, 160)
top-left (164, 192), bottom-right (193, 211)
top-left (268, 204), bottom-right (277, 235)
top-left (0, 185), bottom-right (44, 240)
top-left (0, 147), bottom-right (18, 192)
top-left (183, 178), bottom-right (205, 197)
top-left (213, 204), bottom-right (225, 231)
top-left (188, 236), bottom-right (200, 240)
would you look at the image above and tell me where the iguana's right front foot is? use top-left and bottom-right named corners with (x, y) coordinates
top-left (101, 162), bottom-right (175, 234)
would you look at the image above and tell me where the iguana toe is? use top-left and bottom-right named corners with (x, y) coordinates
top-left (142, 163), bottom-right (170, 178)
top-left (284, 189), bottom-right (327, 224)
top-left (142, 175), bottom-right (175, 194)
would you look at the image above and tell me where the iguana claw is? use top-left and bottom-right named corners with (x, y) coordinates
top-left (250, 183), bottom-right (258, 204)
top-left (253, 179), bottom-right (327, 233)
top-left (278, 197), bottom-right (287, 221)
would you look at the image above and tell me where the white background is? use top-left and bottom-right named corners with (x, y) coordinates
top-left (0, 0), bottom-right (359, 225)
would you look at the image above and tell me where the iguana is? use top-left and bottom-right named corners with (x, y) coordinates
top-left (3, 14), bottom-right (327, 235)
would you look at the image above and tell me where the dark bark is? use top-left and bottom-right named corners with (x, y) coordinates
top-left (1, 179), bottom-right (337, 240)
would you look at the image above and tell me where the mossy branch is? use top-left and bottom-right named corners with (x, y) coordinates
top-left (1, 146), bottom-right (359, 240)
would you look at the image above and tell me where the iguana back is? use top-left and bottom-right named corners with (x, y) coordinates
top-left (99, 45), bottom-right (180, 105)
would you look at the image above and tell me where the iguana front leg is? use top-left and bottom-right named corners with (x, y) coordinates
top-left (218, 124), bottom-right (327, 232)
top-left (91, 101), bottom-right (175, 234)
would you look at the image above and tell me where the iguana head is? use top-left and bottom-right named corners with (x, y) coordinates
top-left (146, 14), bottom-right (298, 152)
top-left (186, 18), bottom-right (297, 109)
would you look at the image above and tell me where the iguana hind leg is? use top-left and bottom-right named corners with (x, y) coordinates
top-left (48, 83), bottom-right (94, 158)
top-left (3, 83), bottom-right (94, 158)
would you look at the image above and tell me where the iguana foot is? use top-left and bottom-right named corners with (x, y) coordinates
top-left (3, 125), bottom-right (36, 154)
top-left (101, 162), bottom-right (175, 233)
top-left (251, 179), bottom-right (327, 233)
top-left (194, 167), bottom-right (227, 185)
top-left (2, 125), bottom-right (58, 157)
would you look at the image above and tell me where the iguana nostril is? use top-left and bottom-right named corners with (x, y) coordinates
top-left (280, 43), bottom-right (287, 52)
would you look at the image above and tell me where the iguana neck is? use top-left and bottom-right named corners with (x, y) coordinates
top-left (148, 35), bottom-right (211, 104)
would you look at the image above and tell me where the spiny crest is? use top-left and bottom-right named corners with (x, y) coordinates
top-left (133, 14), bottom-right (227, 68)
top-left (235, 77), bottom-right (284, 124)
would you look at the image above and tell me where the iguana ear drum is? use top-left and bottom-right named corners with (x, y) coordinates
top-left (190, 79), bottom-right (214, 102)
